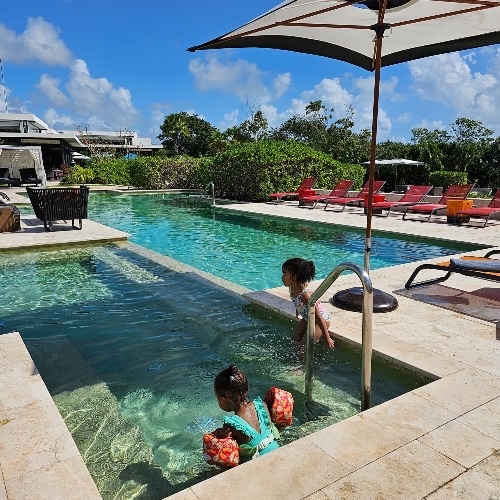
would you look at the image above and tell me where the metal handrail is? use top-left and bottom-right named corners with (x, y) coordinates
top-left (305, 263), bottom-right (373, 411)
top-left (196, 181), bottom-right (215, 206)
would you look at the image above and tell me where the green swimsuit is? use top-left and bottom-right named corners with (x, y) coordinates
top-left (223, 397), bottom-right (280, 462)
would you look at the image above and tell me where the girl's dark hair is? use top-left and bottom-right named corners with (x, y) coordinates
top-left (282, 257), bottom-right (316, 286)
top-left (214, 365), bottom-right (248, 404)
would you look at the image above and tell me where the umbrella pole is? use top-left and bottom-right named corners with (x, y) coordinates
top-left (365, 26), bottom-right (385, 273)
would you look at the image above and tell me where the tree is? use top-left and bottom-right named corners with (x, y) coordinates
top-left (271, 100), bottom-right (331, 151)
top-left (448, 118), bottom-right (494, 181)
top-left (410, 127), bottom-right (449, 171)
top-left (158, 112), bottom-right (217, 157)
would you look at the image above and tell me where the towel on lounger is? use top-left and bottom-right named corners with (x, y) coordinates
top-left (450, 258), bottom-right (500, 272)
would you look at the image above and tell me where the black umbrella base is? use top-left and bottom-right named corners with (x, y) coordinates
top-left (330, 287), bottom-right (399, 313)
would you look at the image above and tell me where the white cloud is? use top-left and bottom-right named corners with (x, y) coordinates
top-left (408, 51), bottom-right (500, 132)
top-left (0, 17), bottom-right (72, 66)
top-left (351, 75), bottom-right (392, 138)
top-left (412, 119), bottom-right (447, 131)
top-left (272, 73), bottom-right (291, 98)
top-left (219, 109), bottom-right (239, 130)
top-left (37, 74), bottom-right (70, 106)
top-left (290, 77), bottom-right (353, 116)
top-left (188, 55), bottom-right (289, 104)
top-left (39, 58), bottom-right (139, 130)
top-left (43, 108), bottom-right (75, 128)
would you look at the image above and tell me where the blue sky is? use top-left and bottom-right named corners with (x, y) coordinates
top-left (1, 0), bottom-right (499, 144)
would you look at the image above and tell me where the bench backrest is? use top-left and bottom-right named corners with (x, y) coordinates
top-left (26, 186), bottom-right (89, 222)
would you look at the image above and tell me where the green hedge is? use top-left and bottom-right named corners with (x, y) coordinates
top-left (206, 140), bottom-right (365, 202)
top-left (61, 141), bottom-right (365, 200)
top-left (429, 170), bottom-right (468, 189)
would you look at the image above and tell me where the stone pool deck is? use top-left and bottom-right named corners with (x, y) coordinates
top-left (0, 195), bottom-right (499, 499)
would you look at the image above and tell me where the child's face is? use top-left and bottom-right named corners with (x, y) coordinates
top-left (281, 268), bottom-right (294, 287)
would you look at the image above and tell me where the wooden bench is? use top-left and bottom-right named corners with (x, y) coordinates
top-left (26, 186), bottom-right (89, 231)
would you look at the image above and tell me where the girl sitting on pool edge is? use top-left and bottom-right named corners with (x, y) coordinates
top-left (282, 257), bottom-right (335, 349)
top-left (207, 365), bottom-right (280, 465)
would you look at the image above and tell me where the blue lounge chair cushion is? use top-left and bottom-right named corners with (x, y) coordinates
top-left (450, 258), bottom-right (500, 272)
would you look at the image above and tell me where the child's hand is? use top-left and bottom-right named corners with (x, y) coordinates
top-left (213, 427), bottom-right (233, 439)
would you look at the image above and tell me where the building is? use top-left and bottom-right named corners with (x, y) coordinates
top-left (0, 113), bottom-right (162, 180)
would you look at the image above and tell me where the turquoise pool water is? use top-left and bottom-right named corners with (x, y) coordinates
top-left (0, 245), bottom-right (429, 499)
top-left (87, 193), bottom-right (479, 291)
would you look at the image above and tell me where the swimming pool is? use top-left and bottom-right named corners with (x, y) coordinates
top-left (87, 193), bottom-right (480, 291)
top-left (0, 245), bottom-right (429, 499)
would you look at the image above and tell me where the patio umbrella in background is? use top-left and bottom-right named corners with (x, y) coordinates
top-left (188, 0), bottom-right (500, 274)
top-left (363, 159), bottom-right (425, 191)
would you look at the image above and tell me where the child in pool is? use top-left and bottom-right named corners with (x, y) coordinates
top-left (282, 257), bottom-right (335, 348)
top-left (212, 365), bottom-right (280, 463)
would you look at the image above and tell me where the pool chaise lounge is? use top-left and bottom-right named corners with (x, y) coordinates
top-left (268, 176), bottom-right (317, 204)
top-left (405, 249), bottom-right (500, 289)
top-left (299, 179), bottom-right (355, 209)
top-left (455, 188), bottom-right (500, 227)
top-left (365, 184), bottom-right (433, 217)
top-left (402, 183), bottom-right (474, 222)
top-left (323, 180), bottom-right (386, 212)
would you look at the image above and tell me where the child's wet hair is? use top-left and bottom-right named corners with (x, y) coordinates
top-left (214, 365), bottom-right (249, 404)
top-left (282, 257), bottom-right (316, 286)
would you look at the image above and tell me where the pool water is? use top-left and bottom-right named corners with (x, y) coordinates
top-left (87, 193), bottom-right (480, 291)
top-left (0, 245), bottom-right (429, 499)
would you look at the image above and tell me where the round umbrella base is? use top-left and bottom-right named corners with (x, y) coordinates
top-left (330, 287), bottom-right (398, 313)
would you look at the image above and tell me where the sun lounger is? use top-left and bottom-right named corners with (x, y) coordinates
top-left (323, 180), bottom-right (386, 212)
top-left (299, 179), bottom-right (355, 208)
top-left (268, 176), bottom-right (317, 204)
top-left (26, 185), bottom-right (89, 231)
top-left (19, 168), bottom-right (43, 186)
top-left (368, 185), bottom-right (433, 217)
top-left (402, 183), bottom-right (473, 222)
top-left (455, 188), bottom-right (500, 227)
top-left (0, 168), bottom-right (17, 187)
top-left (405, 249), bottom-right (500, 289)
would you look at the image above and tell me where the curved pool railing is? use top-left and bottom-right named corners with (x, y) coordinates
top-left (196, 181), bottom-right (215, 206)
top-left (306, 263), bottom-right (373, 411)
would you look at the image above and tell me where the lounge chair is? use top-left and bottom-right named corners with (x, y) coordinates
top-left (402, 183), bottom-right (474, 222)
top-left (268, 177), bottom-right (316, 204)
top-left (0, 168), bottom-right (17, 187)
top-left (405, 249), bottom-right (500, 289)
top-left (368, 184), bottom-right (433, 217)
top-left (26, 185), bottom-right (89, 231)
top-left (455, 188), bottom-right (500, 227)
top-left (323, 180), bottom-right (386, 212)
top-left (19, 168), bottom-right (43, 186)
top-left (299, 179), bottom-right (355, 208)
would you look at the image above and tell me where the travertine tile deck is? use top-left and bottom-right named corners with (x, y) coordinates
top-left (1, 197), bottom-right (499, 499)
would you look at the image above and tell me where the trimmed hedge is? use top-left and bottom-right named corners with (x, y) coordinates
top-left (205, 140), bottom-right (365, 202)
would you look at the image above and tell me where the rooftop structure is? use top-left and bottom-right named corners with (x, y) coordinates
top-left (0, 113), bottom-right (162, 177)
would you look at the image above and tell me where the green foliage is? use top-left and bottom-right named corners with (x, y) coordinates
top-left (61, 165), bottom-right (95, 185)
top-left (89, 157), bottom-right (131, 185)
top-left (207, 140), bottom-right (365, 202)
top-left (429, 170), bottom-right (468, 189)
top-left (158, 112), bottom-right (218, 157)
top-left (480, 137), bottom-right (500, 188)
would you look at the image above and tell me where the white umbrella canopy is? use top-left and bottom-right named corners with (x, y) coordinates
top-left (188, 0), bottom-right (500, 273)
top-left (189, 0), bottom-right (500, 71)
top-left (363, 158), bottom-right (426, 190)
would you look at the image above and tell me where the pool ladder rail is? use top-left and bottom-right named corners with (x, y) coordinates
top-left (305, 263), bottom-right (373, 411)
top-left (196, 181), bottom-right (216, 206)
